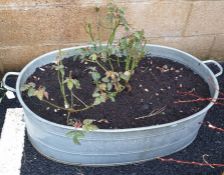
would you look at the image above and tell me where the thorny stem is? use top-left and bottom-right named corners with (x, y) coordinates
top-left (70, 90), bottom-right (74, 108)
top-left (96, 9), bottom-right (101, 43)
top-left (85, 23), bottom-right (96, 47)
top-left (69, 71), bottom-right (74, 108)
top-left (131, 59), bottom-right (136, 72)
top-left (107, 23), bottom-right (119, 46)
top-left (202, 154), bottom-right (215, 169)
top-left (157, 157), bottom-right (224, 168)
top-left (156, 121), bottom-right (224, 168)
top-left (57, 63), bottom-right (69, 108)
top-left (106, 21), bottom-right (120, 71)
top-left (67, 112), bottom-right (71, 125)
top-left (174, 91), bottom-right (224, 105)
top-left (125, 56), bottom-right (131, 71)
top-left (203, 121), bottom-right (224, 132)
top-left (108, 58), bottom-right (114, 71)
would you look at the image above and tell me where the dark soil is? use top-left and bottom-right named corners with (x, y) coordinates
top-left (0, 62), bottom-right (223, 175)
top-left (22, 56), bottom-right (210, 129)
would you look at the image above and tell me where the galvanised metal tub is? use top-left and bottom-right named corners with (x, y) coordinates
top-left (3, 45), bottom-right (223, 166)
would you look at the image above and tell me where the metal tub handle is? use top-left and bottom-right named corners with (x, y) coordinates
top-left (2, 72), bottom-right (20, 92)
top-left (203, 60), bottom-right (223, 77)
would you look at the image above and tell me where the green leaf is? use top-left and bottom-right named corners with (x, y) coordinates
top-left (35, 90), bottom-right (44, 100)
top-left (90, 54), bottom-right (97, 61)
top-left (82, 120), bottom-right (98, 132)
top-left (107, 83), bottom-right (113, 91)
top-left (92, 91), bottom-right (100, 98)
top-left (72, 131), bottom-right (85, 144)
top-left (73, 79), bottom-right (81, 89)
top-left (28, 82), bottom-right (36, 88)
top-left (34, 87), bottom-right (46, 101)
top-left (102, 77), bottom-right (109, 83)
top-left (87, 66), bottom-right (97, 71)
top-left (108, 92), bottom-right (116, 102)
top-left (100, 52), bottom-right (107, 59)
top-left (67, 79), bottom-right (73, 90)
top-left (65, 78), bottom-right (80, 90)
top-left (54, 64), bottom-right (64, 71)
top-left (59, 68), bottom-right (65, 77)
top-left (90, 72), bottom-right (101, 82)
top-left (120, 73), bottom-right (129, 81)
top-left (99, 95), bottom-right (106, 103)
top-left (93, 97), bottom-right (102, 106)
top-left (53, 64), bottom-right (65, 77)
top-left (20, 82), bottom-right (36, 92)
top-left (20, 85), bottom-right (29, 92)
top-left (82, 124), bottom-right (98, 132)
top-left (66, 130), bottom-right (76, 137)
top-left (83, 119), bottom-right (95, 125)
top-left (66, 131), bottom-right (85, 145)
top-left (109, 96), bottom-right (115, 102)
top-left (89, 124), bottom-right (98, 131)
top-left (134, 31), bottom-right (141, 39)
top-left (27, 88), bottom-right (35, 97)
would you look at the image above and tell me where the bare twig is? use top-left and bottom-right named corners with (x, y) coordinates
top-left (72, 92), bottom-right (89, 107)
top-left (174, 90), bottom-right (224, 105)
top-left (157, 157), bottom-right (224, 167)
top-left (204, 121), bottom-right (224, 132)
top-left (202, 154), bottom-right (215, 169)
top-left (135, 106), bottom-right (166, 120)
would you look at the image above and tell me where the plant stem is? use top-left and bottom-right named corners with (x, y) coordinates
top-left (108, 58), bottom-right (114, 71)
top-left (95, 60), bottom-right (108, 72)
top-left (73, 105), bottom-right (94, 112)
top-left (66, 112), bottom-right (71, 125)
top-left (157, 157), bottom-right (224, 167)
top-left (42, 99), bottom-right (68, 111)
top-left (72, 92), bottom-right (89, 107)
top-left (85, 23), bottom-right (96, 48)
top-left (131, 59), bottom-right (137, 72)
top-left (125, 56), bottom-right (131, 71)
top-left (57, 69), bottom-right (69, 108)
top-left (70, 90), bottom-right (74, 108)
top-left (42, 98), bottom-right (94, 114)
top-left (116, 56), bottom-right (120, 67)
top-left (85, 59), bottom-right (108, 72)
top-left (107, 23), bottom-right (119, 46)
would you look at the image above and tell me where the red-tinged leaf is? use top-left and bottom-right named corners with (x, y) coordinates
top-left (44, 91), bottom-right (49, 99)
top-left (97, 119), bottom-right (109, 123)
top-left (73, 120), bottom-right (82, 128)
